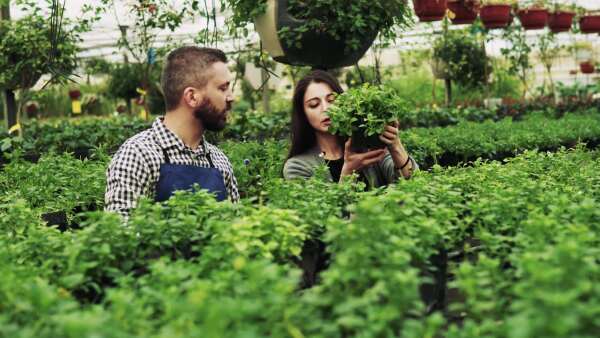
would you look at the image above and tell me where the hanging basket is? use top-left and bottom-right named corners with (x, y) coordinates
top-left (580, 61), bottom-right (595, 74)
top-left (580, 15), bottom-right (600, 34)
top-left (480, 4), bottom-right (512, 29)
top-left (254, 0), bottom-right (378, 69)
top-left (548, 11), bottom-right (574, 33)
top-left (517, 8), bottom-right (548, 30)
top-left (447, 1), bottom-right (479, 25)
top-left (413, 0), bottom-right (448, 22)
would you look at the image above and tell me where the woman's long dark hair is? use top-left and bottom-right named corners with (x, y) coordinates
top-left (287, 70), bottom-right (344, 159)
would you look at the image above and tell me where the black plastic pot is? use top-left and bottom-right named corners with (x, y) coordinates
top-left (418, 248), bottom-right (448, 314)
top-left (254, 0), bottom-right (378, 69)
top-left (350, 132), bottom-right (386, 153)
top-left (41, 210), bottom-right (69, 232)
top-left (42, 203), bottom-right (97, 232)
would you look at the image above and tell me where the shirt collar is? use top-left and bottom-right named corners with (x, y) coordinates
top-left (152, 117), bottom-right (210, 155)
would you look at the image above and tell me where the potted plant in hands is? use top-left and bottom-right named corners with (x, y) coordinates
top-left (229, 0), bottom-right (413, 69)
top-left (480, 0), bottom-right (516, 29)
top-left (579, 10), bottom-right (600, 34)
top-left (517, 0), bottom-right (549, 30)
top-left (548, 2), bottom-right (576, 33)
top-left (413, 0), bottom-right (449, 22)
top-left (327, 84), bottom-right (406, 152)
top-left (447, 0), bottom-right (481, 25)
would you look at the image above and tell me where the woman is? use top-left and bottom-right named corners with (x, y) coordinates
top-left (283, 70), bottom-right (417, 187)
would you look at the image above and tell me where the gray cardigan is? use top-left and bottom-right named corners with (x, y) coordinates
top-left (283, 147), bottom-right (418, 188)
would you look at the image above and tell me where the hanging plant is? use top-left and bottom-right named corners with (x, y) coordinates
top-left (0, 0), bottom-right (96, 91)
top-left (579, 61), bottom-right (595, 74)
top-left (548, 3), bottom-right (576, 33)
top-left (413, 0), bottom-right (449, 22)
top-left (579, 11), bottom-right (600, 34)
top-left (517, 0), bottom-right (548, 30)
top-left (223, 0), bottom-right (413, 69)
top-left (480, 0), bottom-right (516, 29)
top-left (447, 0), bottom-right (481, 25)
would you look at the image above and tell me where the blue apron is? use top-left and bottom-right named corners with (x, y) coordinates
top-left (154, 147), bottom-right (228, 202)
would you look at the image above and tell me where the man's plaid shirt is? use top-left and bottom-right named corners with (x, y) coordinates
top-left (105, 117), bottom-right (239, 217)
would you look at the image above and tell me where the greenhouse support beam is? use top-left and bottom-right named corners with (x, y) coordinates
top-left (1, 4), bottom-right (18, 133)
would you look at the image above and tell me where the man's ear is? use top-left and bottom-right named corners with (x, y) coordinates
top-left (182, 87), bottom-right (204, 108)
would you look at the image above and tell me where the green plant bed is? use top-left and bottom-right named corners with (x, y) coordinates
top-left (1, 146), bottom-right (599, 335)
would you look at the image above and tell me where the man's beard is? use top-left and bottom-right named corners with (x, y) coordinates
top-left (194, 98), bottom-right (231, 132)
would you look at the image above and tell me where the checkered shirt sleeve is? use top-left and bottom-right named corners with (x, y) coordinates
top-left (105, 140), bottom-right (156, 218)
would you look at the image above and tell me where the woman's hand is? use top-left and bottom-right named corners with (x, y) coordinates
top-left (340, 139), bottom-right (386, 179)
top-left (379, 121), bottom-right (402, 153)
top-left (379, 121), bottom-right (413, 178)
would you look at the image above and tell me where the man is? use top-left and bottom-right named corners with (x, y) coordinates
top-left (105, 46), bottom-right (239, 218)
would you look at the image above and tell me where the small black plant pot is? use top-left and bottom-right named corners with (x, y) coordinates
top-left (41, 210), bottom-right (69, 232)
top-left (350, 132), bottom-right (386, 153)
top-left (254, 0), bottom-right (378, 69)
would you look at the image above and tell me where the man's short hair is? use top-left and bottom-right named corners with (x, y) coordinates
top-left (161, 46), bottom-right (228, 110)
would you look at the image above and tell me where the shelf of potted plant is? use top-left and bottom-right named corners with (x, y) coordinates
top-left (579, 10), bottom-right (600, 34)
top-left (548, 3), bottom-right (576, 33)
top-left (413, 0), bottom-right (449, 22)
top-left (447, 0), bottom-right (481, 25)
top-left (480, 0), bottom-right (516, 29)
top-left (517, 0), bottom-right (549, 30)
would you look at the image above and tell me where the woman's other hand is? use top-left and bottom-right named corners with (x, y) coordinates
top-left (379, 121), bottom-right (402, 153)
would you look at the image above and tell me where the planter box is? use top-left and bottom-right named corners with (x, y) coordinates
top-left (447, 1), bottom-right (478, 25)
top-left (480, 4), bottom-right (512, 29)
top-left (580, 15), bottom-right (600, 34)
top-left (548, 11), bottom-right (574, 33)
top-left (413, 0), bottom-right (448, 22)
top-left (517, 8), bottom-right (548, 30)
top-left (254, 0), bottom-right (378, 69)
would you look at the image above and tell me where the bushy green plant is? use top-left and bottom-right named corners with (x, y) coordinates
top-left (223, 0), bottom-right (413, 49)
top-left (433, 29), bottom-right (488, 89)
top-left (328, 84), bottom-right (407, 138)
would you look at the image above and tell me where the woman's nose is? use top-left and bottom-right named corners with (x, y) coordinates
top-left (322, 100), bottom-right (331, 113)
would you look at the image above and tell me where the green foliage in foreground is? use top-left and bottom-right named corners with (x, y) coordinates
top-left (1, 148), bottom-right (599, 337)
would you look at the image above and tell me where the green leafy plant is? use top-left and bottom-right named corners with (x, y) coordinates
top-left (433, 29), bottom-right (488, 89)
top-left (222, 0), bottom-right (414, 50)
top-left (328, 84), bottom-right (407, 140)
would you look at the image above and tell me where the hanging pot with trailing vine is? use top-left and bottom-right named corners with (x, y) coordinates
top-left (254, 0), bottom-right (377, 69)
top-left (251, 0), bottom-right (412, 69)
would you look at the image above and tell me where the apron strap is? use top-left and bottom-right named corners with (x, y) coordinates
top-left (162, 146), bottom-right (216, 169)
top-left (161, 148), bottom-right (171, 164)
